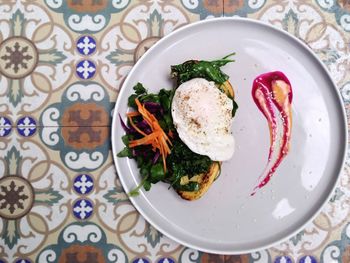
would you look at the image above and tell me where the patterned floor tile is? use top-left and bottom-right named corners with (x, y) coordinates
top-left (39, 81), bottom-right (113, 127)
top-left (0, 127), bottom-right (72, 262)
top-left (177, 248), bottom-right (271, 263)
top-left (180, 0), bottom-right (224, 18)
top-left (0, 125), bottom-right (180, 262)
top-left (0, 126), bottom-right (114, 262)
top-left (0, 2), bottom-right (75, 124)
top-left (223, 0), bottom-right (266, 16)
top-left (314, 0), bottom-right (350, 33)
top-left (224, 252), bottom-right (270, 263)
top-left (1, 0), bottom-right (350, 262)
top-left (0, 0), bottom-right (206, 127)
top-left (236, 0), bottom-right (350, 87)
top-left (320, 221), bottom-right (350, 263)
top-left (39, 126), bottom-right (110, 172)
top-left (0, 115), bottom-right (12, 137)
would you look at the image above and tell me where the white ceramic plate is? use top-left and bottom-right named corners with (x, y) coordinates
top-left (111, 18), bottom-right (347, 254)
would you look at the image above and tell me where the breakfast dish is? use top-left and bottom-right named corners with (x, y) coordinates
top-left (117, 54), bottom-right (237, 200)
top-left (111, 18), bottom-right (346, 254)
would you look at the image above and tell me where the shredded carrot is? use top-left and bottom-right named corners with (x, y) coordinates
top-left (135, 99), bottom-right (153, 126)
top-left (127, 111), bottom-right (140, 117)
top-left (129, 132), bottom-right (160, 147)
top-left (152, 120), bottom-right (172, 146)
top-left (160, 142), bottom-right (167, 172)
top-left (128, 98), bottom-right (172, 172)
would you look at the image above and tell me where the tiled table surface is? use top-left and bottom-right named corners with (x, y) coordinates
top-left (0, 0), bottom-right (349, 262)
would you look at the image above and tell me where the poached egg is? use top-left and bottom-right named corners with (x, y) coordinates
top-left (171, 78), bottom-right (235, 161)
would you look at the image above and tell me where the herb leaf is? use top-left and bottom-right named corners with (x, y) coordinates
top-left (129, 175), bottom-right (149, 197)
top-left (134, 82), bottom-right (147, 95)
top-left (150, 163), bottom-right (165, 183)
top-left (166, 138), bottom-right (212, 190)
top-left (121, 134), bottom-right (129, 146)
top-left (117, 147), bottom-right (132, 158)
top-left (171, 53), bottom-right (235, 85)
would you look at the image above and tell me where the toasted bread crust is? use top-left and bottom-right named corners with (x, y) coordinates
top-left (177, 162), bottom-right (221, 200)
top-left (220, 80), bottom-right (235, 98)
top-left (177, 80), bottom-right (234, 201)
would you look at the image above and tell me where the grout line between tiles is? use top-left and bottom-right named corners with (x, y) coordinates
top-left (222, 0), bottom-right (225, 16)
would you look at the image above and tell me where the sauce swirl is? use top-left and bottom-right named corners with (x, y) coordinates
top-left (251, 71), bottom-right (293, 195)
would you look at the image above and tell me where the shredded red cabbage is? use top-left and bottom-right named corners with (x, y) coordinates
top-left (119, 114), bottom-right (133, 133)
top-left (144, 102), bottom-right (164, 115)
top-left (152, 150), bottom-right (160, 164)
top-left (136, 120), bottom-right (152, 134)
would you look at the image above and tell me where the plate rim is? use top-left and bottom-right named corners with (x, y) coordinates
top-left (111, 17), bottom-right (348, 254)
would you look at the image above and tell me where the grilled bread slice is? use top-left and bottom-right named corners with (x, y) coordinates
top-left (176, 80), bottom-right (234, 200)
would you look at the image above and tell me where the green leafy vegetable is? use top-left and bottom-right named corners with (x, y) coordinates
top-left (143, 180), bottom-right (151, 191)
top-left (140, 93), bottom-right (160, 103)
top-left (129, 174), bottom-right (149, 197)
top-left (121, 134), bottom-right (129, 145)
top-left (174, 182), bottom-right (200, 192)
top-left (166, 139), bottom-right (212, 190)
top-left (150, 163), bottom-right (165, 182)
top-left (159, 89), bottom-right (174, 111)
top-left (128, 83), bottom-right (148, 108)
top-left (171, 52), bottom-right (235, 85)
top-left (117, 147), bottom-right (132, 158)
top-left (128, 94), bottom-right (138, 108)
top-left (134, 82), bottom-right (147, 95)
top-left (119, 52), bottom-right (238, 196)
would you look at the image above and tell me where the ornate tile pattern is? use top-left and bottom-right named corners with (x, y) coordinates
top-left (0, 0), bottom-right (349, 262)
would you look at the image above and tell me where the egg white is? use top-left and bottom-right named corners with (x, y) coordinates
top-left (171, 78), bottom-right (235, 161)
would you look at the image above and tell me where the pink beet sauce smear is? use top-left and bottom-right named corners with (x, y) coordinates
top-left (251, 71), bottom-right (293, 196)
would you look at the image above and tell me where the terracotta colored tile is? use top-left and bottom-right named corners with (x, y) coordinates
top-left (1, 0), bottom-right (350, 262)
top-left (201, 253), bottom-right (225, 263)
top-left (224, 254), bottom-right (250, 263)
